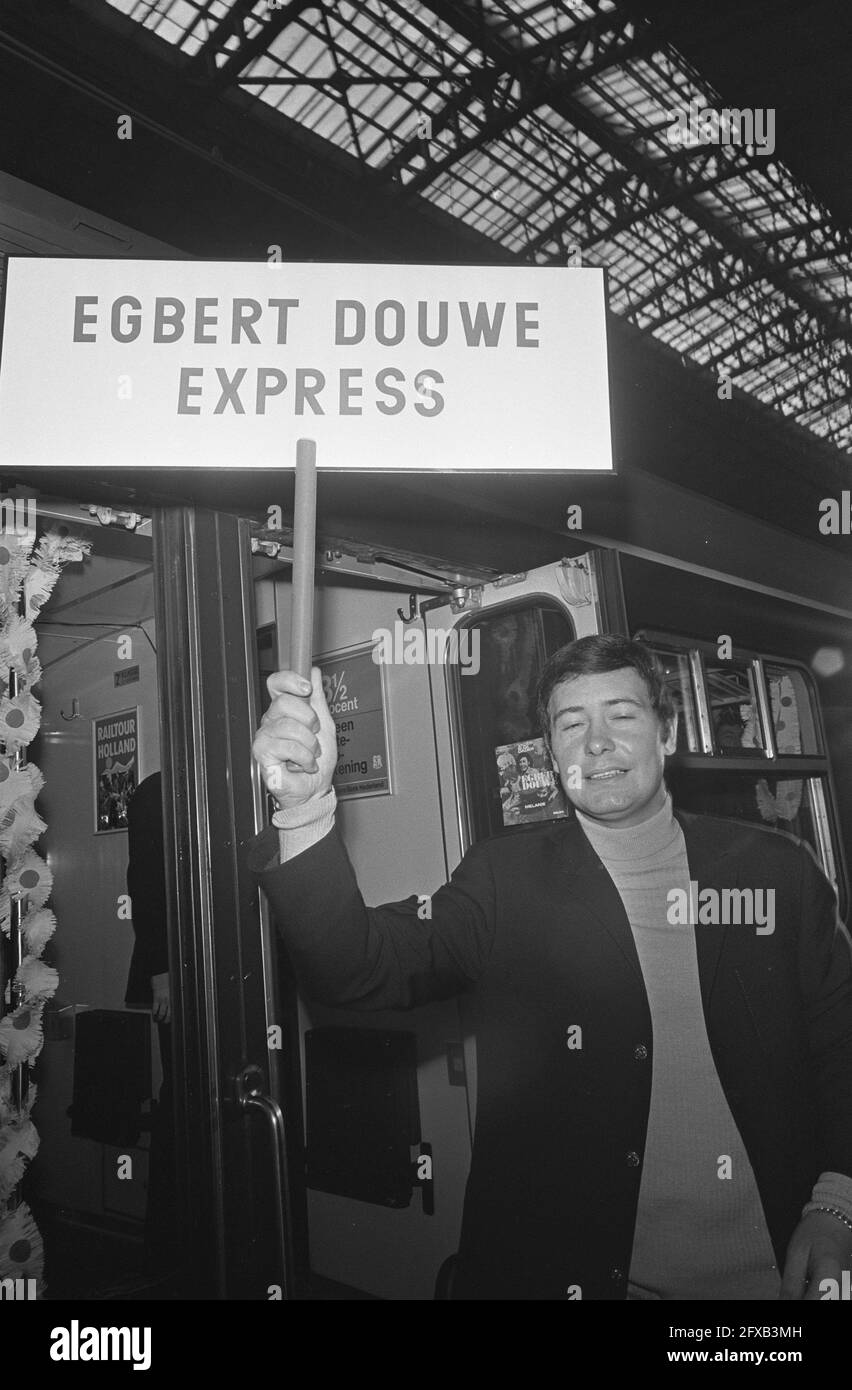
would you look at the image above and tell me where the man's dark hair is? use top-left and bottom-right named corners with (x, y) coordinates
top-left (535, 634), bottom-right (676, 746)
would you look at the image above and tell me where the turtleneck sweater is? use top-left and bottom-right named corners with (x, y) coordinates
top-left (576, 794), bottom-right (782, 1299)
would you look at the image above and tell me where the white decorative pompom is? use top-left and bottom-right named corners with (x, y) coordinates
top-left (0, 1119), bottom-right (39, 1202)
top-left (0, 1003), bottom-right (45, 1066)
top-left (5, 851), bottom-right (52, 907)
top-left (0, 691), bottom-right (41, 750)
top-left (0, 762), bottom-right (37, 811)
top-left (21, 907), bottom-right (56, 955)
top-left (16, 956), bottom-right (59, 1003)
top-left (0, 1200), bottom-right (45, 1295)
top-left (0, 614), bottom-right (39, 681)
top-left (34, 529), bottom-right (93, 568)
top-left (23, 567), bottom-right (56, 619)
top-left (0, 536), bottom-right (31, 618)
top-left (0, 803), bottom-right (47, 858)
top-left (25, 763), bottom-right (44, 800)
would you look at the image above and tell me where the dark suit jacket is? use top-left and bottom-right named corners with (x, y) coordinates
top-left (246, 809), bottom-right (852, 1300)
top-left (125, 771), bottom-right (168, 1008)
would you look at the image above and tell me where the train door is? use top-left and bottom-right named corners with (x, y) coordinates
top-left (258, 565), bottom-right (479, 1301)
top-left (420, 551), bottom-right (617, 1134)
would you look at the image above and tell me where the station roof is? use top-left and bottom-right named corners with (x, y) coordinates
top-left (99, 0), bottom-right (852, 457)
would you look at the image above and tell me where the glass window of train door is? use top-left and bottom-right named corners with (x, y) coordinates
top-left (448, 599), bottom-right (575, 845)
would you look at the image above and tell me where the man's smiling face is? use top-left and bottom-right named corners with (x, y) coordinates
top-left (547, 666), bottom-right (677, 827)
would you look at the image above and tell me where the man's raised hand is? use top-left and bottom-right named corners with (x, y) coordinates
top-left (252, 666), bottom-right (337, 812)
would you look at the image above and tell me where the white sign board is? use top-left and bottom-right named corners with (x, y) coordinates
top-left (0, 259), bottom-right (613, 471)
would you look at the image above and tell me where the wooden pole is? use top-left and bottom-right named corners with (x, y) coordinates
top-left (289, 438), bottom-right (317, 681)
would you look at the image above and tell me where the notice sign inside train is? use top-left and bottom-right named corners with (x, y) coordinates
top-left (0, 259), bottom-right (613, 472)
top-left (317, 644), bottom-right (391, 799)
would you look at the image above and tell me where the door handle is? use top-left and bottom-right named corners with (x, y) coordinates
top-left (234, 1063), bottom-right (295, 1299)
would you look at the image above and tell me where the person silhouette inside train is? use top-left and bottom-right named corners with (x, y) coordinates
top-left (125, 770), bottom-right (178, 1272)
top-left (248, 634), bottom-right (852, 1301)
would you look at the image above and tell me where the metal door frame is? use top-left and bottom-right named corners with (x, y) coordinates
top-left (153, 503), bottom-right (306, 1299)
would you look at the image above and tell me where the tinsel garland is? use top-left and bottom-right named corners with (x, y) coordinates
top-left (0, 523), bottom-right (92, 1296)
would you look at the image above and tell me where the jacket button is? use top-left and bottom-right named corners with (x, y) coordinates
top-left (610, 1267), bottom-right (624, 1281)
top-left (633, 1044), bottom-right (648, 1061)
top-left (626, 1151), bottom-right (641, 1167)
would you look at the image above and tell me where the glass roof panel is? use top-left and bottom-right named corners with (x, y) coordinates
top-left (101, 0), bottom-right (852, 453)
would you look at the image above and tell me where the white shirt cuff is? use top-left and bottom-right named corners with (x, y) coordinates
top-left (273, 788), bottom-right (337, 862)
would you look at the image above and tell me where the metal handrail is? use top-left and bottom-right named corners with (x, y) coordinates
top-left (235, 1064), bottom-right (295, 1300)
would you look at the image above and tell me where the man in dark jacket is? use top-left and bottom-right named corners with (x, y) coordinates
top-left (125, 772), bottom-right (169, 1020)
top-left (247, 635), bottom-right (852, 1300)
top-left (125, 770), bottom-right (176, 1268)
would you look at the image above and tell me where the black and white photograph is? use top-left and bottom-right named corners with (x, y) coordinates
top-left (0, 0), bottom-right (851, 1370)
